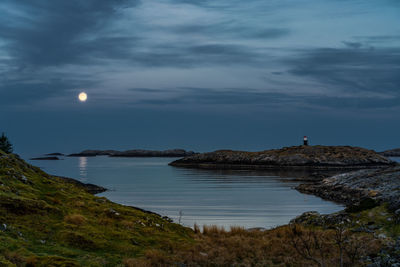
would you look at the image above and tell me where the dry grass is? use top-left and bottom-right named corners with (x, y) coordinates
top-left (74, 200), bottom-right (85, 207)
top-left (121, 220), bottom-right (135, 230)
top-left (128, 224), bottom-right (382, 267)
top-left (202, 225), bottom-right (226, 235)
top-left (64, 214), bottom-right (87, 226)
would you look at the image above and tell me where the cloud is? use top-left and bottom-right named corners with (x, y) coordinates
top-left (0, 0), bottom-right (140, 67)
top-left (1, 0), bottom-right (399, 114)
top-left (288, 46), bottom-right (400, 96)
top-left (173, 23), bottom-right (290, 40)
top-left (125, 86), bottom-right (400, 111)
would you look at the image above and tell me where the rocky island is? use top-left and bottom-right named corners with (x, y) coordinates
top-left (68, 149), bottom-right (196, 157)
top-left (30, 156), bottom-right (60, 160)
top-left (170, 145), bottom-right (397, 170)
top-left (380, 148), bottom-right (400, 157)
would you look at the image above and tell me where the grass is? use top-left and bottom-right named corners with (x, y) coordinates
top-left (0, 151), bottom-right (194, 266)
top-left (0, 150), bottom-right (398, 266)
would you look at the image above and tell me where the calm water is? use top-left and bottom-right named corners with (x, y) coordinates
top-left (27, 156), bottom-right (344, 228)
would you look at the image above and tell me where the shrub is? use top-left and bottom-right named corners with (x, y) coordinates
top-left (0, 133), bottom-right (13, 154)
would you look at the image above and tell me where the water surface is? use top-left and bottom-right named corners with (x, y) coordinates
top-left (28, 156), bottom-right (344, 228)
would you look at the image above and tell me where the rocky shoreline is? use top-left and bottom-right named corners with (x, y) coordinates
top-left (53, 175), bottom-right (108, 194)
top-left (170, 145), bottom-right (396, 170)
top-left (2, 148), bottom-right (400, 265)
top-left (297, 166), bottom-right (400, 212)
top-left (292, 166), bottom-right (400, 266)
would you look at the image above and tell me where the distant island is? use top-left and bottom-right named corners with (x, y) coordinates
top-left (380, 148), bottom-right (400, 157)
top-left (45, 152), bottom-right (64, 156)
top-left (170, 145), bottom-right (397, 170)
top-left (30, 156), bottom-right (60, 160)
top-left (68, 149), bottom-right (197, 157)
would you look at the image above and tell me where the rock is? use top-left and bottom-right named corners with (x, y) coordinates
top-left (290, 211), bottom-right (320, 224)
top-left (367, 225), bottom-right (380, 230)
top-left (20, 175), bottom-right (28, 183)
top-left (162, 216), bottom-right (173, 222)
top-left (170, 145), bottom-right (396, 170)
top-left (378, 233), bottom-right (387, 239)
top-left (107, 208), bottom-right (120, 217)
top-left (30, 156), bottom-right (60, 160)
top-left (45, 153), bottom-right (64, 156)
top-left (380, 148), bottom-right (400, 157)
top-left (53, 176), bottom-right (107, 194)
top-left (297, 166), bottom-right (400, 209)
top-left (130, 239), bottom-right (139, 245)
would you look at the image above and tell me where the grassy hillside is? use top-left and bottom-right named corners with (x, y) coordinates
top-left (0, 150), bottom-right (398, 266)
top-left (0, 151), bottom-right (193, 266)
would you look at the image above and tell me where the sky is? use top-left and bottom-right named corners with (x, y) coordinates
top-left (0, 0), bottom-right (399, 156)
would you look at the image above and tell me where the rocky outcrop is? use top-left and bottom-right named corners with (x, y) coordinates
top-left (170, 146), bottom-right (396, 170)
top-left (45, 153), bottom-right (64, 156)
top-left (68, 149), bottom-right (197, 157)
top-left (297, 166), bottom-right (400, 211)
top-left (30, 156), bottom-right (60, 160)
top-left (380, 148), bottom-right (400, 157)
top-left (53, 176), bottom-right (107, 194)
top-left (68, 150), bottom-right (119, 157)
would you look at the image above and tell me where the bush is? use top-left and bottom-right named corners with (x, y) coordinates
top-left (0, 133), bottom-right (13, 154)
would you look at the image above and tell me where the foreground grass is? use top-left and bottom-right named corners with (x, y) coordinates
top-left (0, 152), bottom-right (193, 266)
top-left (0, 151), bottom-right (398, 266)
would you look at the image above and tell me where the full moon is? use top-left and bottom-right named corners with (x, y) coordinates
top-left (78, 92), bottom-right (87, 102)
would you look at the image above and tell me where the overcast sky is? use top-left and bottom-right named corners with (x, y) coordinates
top-left (1, 0), bottom-right (399, 155)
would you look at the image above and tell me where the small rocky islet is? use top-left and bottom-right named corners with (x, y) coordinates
top-left (380, 148), bottom-right (400, 157)
top-left (169, 145), bottom-right (396, 170)
top-left (30, 156), bottom-right (60, 161)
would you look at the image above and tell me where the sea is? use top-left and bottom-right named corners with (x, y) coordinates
top-left (26, 156), bottom-right (346, 229)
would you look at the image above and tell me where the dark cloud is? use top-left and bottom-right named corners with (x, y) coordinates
top-left (289, 47), bottom-right (400, 95)
top-left (0, 77), bottom-right (94, 106)
top-left (0, 0), bottom-right (140, 67)
top-left (173, 23), bottom-right (290, 40)
top-left (342, 41), bottom-right (363, 49)
top-left (128, 87), bottom-right (400, 110)
top-left (304, 96), bottom-right (400, 109)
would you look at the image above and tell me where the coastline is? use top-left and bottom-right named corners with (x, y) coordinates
top-left (2, 151), bottom-right (399, 265)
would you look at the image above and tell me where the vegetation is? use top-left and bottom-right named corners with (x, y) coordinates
top-left (0, 133), bottom-right (13, 154)
top-left (0, 151), bottom-right (193, 266)
top-left (0, 151), bottom-right (398, 266)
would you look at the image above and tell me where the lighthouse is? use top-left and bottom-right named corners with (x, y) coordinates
top-left (303, 136), bottom-right (308, 146)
